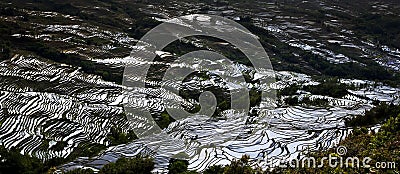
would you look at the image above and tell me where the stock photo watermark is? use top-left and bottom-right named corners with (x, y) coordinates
top-left (121, 13), bottom-right (398, 172)
top-left (259, 146), bottom-right (397, 170)
top-left (123, 14), bottom-right (275, 138)
top-left (122, 13), bottom-right (276, 161)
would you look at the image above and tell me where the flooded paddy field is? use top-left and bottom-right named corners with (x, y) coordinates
top-left (0, 0), bottom-right (399, 173)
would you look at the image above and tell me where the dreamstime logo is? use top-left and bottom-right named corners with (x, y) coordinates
top-left (336, 145), bottom-right (347, 156)
top-left (122, 14), bottom-right (276, 159)
top-left (275, 146), bottom-right (397, 170)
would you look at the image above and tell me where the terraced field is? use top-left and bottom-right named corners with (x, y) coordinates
top-left (0, 0), bottom-right (399, 173)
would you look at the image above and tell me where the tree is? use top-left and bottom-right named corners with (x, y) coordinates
top-left (99, 157), bottom-right (154, 174)
top-left (168, 159), bottom-right (191, 174)
top-left (203, 165), bottom-right (224, 174)
top-left (223, 155), bottom-right (254, 174)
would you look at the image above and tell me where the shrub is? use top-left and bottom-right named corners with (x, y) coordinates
top-left (99, 157), bottom-right (154, 174)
